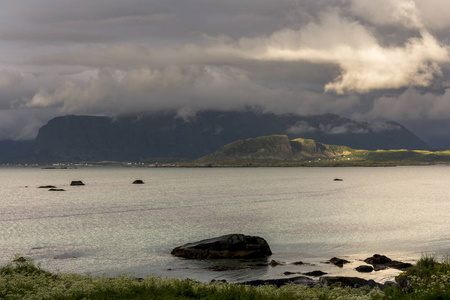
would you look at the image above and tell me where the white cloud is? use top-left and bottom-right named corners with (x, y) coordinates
top-left (258, 10), bottom-right (449, 93)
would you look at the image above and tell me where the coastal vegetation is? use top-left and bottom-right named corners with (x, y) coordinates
top-left (1, 255), bottom-right (450, 299)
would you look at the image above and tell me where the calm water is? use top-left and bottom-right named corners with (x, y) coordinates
top-left (0, 166), bottom-right (449, 283)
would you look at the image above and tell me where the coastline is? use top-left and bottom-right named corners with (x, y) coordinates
top-left (164, 252), bottom-right (416, 287)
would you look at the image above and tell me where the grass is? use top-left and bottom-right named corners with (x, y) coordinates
top-left (0, 255), bottom-right (383, 300)
top-left (383, 255), bottom-right (450, 299)
top-left (2, 255), bottom-right (450, 299)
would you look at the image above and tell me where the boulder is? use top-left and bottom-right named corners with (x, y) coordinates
top-left (329, 257), bottom-right (350, 267)
top-left (133, 180), bottom-right (144, 184)
top-left (171, 234), bottom-right (272, 259)
top-left (70, 180), bottom-right (85, 186)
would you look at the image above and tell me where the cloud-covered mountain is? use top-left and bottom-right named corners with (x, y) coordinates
top-left (26, 110), bottom-right (429, 163)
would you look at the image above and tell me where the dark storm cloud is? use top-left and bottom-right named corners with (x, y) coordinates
top-left (1, 0), bottom-right (450, 144)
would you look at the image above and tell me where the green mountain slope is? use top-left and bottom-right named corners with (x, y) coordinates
top-left (195, 135), bottom-right (450, 165)
top-left (195, 135), bottom-right (354, 163)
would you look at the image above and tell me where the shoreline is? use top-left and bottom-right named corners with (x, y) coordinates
top-left (165, 252), bottom-right (415, 287)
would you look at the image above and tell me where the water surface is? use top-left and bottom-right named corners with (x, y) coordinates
top-left (0, 166), bottom-right (449, 283)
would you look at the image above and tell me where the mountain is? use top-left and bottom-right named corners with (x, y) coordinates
top-left (196, 135), bottom-right (450, 165)
top-left (195, 135), bottom-right (354, 163)
top-left (28, 110), bottom-right (429, 163)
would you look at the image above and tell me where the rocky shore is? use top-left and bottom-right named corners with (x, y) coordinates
top-left (171, 234), bottom-right (414, 289)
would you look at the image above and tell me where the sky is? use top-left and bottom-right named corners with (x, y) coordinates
top-left (1, 0), bottom-right (450, 147)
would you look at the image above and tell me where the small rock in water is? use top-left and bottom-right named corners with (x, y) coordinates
top-left (133, 180), bottom-right (144, 184)
top-left (269, 260), bottom-right (283, 266)
top-left (356, 265), bottom-right (374, 273)
top-left (49, 188), bottom-right (65, 191)
top-left (39, 185), bottom-right (56, 188)
top-left (304, 270), bottom-right (327, 277)
top-left (70, 180), bottom-right (85, 186)
top-left (329, 257), bottom-right (350, 267)
top-left (284, 271), bottom-right (300, 276)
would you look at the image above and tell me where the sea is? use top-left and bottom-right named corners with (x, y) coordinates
top-left (1, 166), bottom-right (449, 283)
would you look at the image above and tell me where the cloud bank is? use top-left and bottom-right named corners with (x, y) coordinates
top-left (1, 0), bottom-right (450, 144)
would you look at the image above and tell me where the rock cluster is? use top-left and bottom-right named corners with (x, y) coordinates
top-left (364, 254), bottom-right (413, 271)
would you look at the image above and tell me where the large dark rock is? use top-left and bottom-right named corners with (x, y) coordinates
top-left (171, 234), bottom-right (272, 259)
top-left (364, 254), bottom-right (413, 271)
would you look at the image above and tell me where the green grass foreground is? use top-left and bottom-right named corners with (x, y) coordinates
top-left (1, 255), bottom-right (450, 300)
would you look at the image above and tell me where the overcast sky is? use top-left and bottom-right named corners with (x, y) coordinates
top-left (1, 0), bottom-right (450, 146)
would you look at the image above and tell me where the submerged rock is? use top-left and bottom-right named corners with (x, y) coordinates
top-left (49, 188), bottom-right (65, 191)
top-left (38, 185), bottom-right (56, 188)
top-left (70, 180), bottom-right (85, 186)
top-left (171, 234), bottom-right (272, 259)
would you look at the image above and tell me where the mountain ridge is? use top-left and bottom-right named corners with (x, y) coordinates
top-left (0, 110), bottom-right (431, 163)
